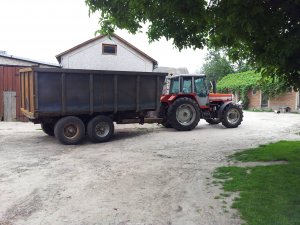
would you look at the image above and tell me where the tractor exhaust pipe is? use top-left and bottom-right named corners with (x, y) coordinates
top-left (212, 81), bottom-right (217, 93)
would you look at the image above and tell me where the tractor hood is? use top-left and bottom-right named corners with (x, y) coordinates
top-left (208, 93), bottom-right (232, 102)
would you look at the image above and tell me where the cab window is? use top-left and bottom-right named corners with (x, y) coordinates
top-left (182, 77), bottom-right (192, 93)
top-left (194, 77), bottom-right (207, 97)
top-left (170, 78), bottom-right (180, 93)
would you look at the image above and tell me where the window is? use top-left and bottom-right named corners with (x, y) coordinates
top-left (170, 78), bottom-right (180, 94)
top-left (252, 89), bottom-right (257, 95)
top-left (194, 77), bottom-right (207, 97)
top-left (287, 87), bottom-right (292, 93)
top-left (182, 77), bottom-right (192, 93)
top-left (102, 44), bottom-right (117, 55)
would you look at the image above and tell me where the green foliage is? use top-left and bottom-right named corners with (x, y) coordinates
top-left (217, 71), bottom-right (287, 109)
top-left (85, 0), bottom-right (300, 89)
top-left (209, 0), bottom-right (300, 90)
top-left (234, 60), bottom-right (253, 73)
top-left (214, 141), bottom-right (300, 225)
top-left (201, 50), bottom-right (234, 83)
top-left (217, 71), bottom-right (260, 92)
top-left (217, 71), bottom-right (259, 108)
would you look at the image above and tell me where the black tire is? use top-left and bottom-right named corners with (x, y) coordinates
top-left (205, 118), bottom-right (221, 125)
top-left (54, 116), bottom-right (85, 145)
top-left (167, 97), bottom-right (200, 131)
top-left (41, 123), bottom-right (55, 136)
top-left (221, 104), bottom-right (243, 128)
top-left (161, 120), bottom-right (172, 128)
top-left (87, 116), bottom-right (114, 143)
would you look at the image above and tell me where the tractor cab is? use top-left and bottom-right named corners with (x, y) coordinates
top-left (163, 74), bottom-right (233, 105)
top-left (168, 74), bottom-right (208, 95)
top-left (164, 74), bottom-right (209, 107)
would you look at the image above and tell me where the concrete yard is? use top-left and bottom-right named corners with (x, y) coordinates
top-left (0, 111), bottom-right (299, 225)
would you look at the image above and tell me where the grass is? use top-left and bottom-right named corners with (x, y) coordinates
top-left (214, 141), bottom-right (300, 225)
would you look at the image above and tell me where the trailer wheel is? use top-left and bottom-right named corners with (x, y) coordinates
top-left (161, 120), bottom-right (172, 128)
top-left (205, 118), bottom-right (221, 125)
top-left (221, 105), bottom-right (243, 128)
top-left (168, 97), bottom-right (200, 131)
top-left (41, 123), bottom-right (55, 136)
top-left (54, 116), bottom-right (85, 145)
top-left (87, 116), bottom-right (114, 143)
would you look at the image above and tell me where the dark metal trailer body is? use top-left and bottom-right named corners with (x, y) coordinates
top-left (20, 67), bottom-right (167, 144)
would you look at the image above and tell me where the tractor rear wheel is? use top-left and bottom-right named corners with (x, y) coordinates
top-left (158, 103), bottom-right (172, 128)
top-left (205, 118), bottom-right (221, 125)
top-left (168, 97), bottom-right (200, 131)
top-left (221, 105), bottom-right (243, 128)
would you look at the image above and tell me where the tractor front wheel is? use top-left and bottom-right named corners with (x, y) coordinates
top-left (168, 97), bottom-right (200, 131)
top-left (221, 105), bottom-right (243, 128)
top-left (205, 118), bottom-right (221, 125)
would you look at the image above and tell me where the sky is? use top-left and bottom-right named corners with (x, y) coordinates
top-left (0, 0), bottom-right (207, 73)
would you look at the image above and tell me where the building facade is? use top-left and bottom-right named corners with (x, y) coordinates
top-left (246, 89), bottom-right (300, 112)
top-left (56, 34), bottom-right (157, 72)
top-left (0, 52), bottom-right (59, 121)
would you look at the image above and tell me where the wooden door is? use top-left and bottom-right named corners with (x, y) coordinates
top-left (261, 92), bottom-right (269, 108)
top-left (3, 91), bottom-right (16, 121)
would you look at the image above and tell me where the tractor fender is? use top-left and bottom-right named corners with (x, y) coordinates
top-left (166, 94), bottom-right (198, 105)
top-left (218, 102), bottom-right (233, 119)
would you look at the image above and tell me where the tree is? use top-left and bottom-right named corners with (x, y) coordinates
top-left (201, 50), bottom-right (234, 83)
top-left (234, 60), bottom-right (253, 73)
top-left (85, 0), bottom-right (300, 88)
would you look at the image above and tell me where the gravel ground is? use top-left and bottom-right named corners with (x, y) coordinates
top-left (0, 111), bottom-right (299, 225)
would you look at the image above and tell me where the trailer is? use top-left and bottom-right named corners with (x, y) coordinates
top-left (20, 67), bottom-right (243, 145)
top-left (20, 67), bottom-right (167, 144)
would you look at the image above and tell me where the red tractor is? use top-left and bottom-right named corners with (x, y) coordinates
top-left (159, 74), bottom-right (243, 131)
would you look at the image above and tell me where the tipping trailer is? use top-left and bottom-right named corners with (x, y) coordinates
top-left (20, 68), bottom-right (243, 145)
top-left (20, 67), bottom-right (167, 144)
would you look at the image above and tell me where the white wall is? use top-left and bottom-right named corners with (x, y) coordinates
top-left (0, 56), bottom-right (58, 68)
top-left (0, 57), bottom-right (34, 66)
top-left (60, 36), bottom-right (154, 72)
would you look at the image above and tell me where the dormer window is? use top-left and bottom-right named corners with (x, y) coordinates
top-left (102, 44), bottom-right (117, 55)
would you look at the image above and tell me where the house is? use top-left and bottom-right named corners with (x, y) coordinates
top-left (247, 88), bottom-right (299, 112)
top-left (0, 51), bottom-right (60, 121)
top-left (56, 33), bottom-right (157, 72)
top-left (218, 71), bottom-right (300, 112)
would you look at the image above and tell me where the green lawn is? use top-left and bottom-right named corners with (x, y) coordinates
top-left (214, 141), bottom-right (300, 225)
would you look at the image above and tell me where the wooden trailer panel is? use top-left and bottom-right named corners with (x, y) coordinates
top-left (20, 69), bottom-right (36, 119)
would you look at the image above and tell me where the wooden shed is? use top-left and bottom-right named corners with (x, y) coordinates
top-left (0, 52), bottom-right (60, 121)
